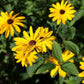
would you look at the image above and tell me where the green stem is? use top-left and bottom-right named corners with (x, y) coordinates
top-left (56, 23), bottom-right (62, 34)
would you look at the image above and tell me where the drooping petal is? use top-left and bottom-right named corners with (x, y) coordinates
top-left (13, 24), bottom-right (21, 32)
top-left (58, 67), bottom-right (66, 78)
top-left (50, 66), bottom-right (59, 77)
top-left (10, 25), bottom-right (14, 36)
top-left (5, 26), bottom-right (9, 38)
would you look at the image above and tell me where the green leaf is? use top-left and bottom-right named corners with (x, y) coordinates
top-left (59, 76), bottom-right (64, 84)
top-left (36, 62), bottom-right (55, 74)
top-left (63, 40), bottom-right (79, 55)
top-left (52, 41), bottom-right (62, 63)
top-left (58, 25), bottom-right (76, 40)
top-left (62, 61), bottom-right (79, 76)
top-left (27, 60), bottom-right (44, 77)
top-left (64, 76), bottom-right (82, 84)
top-left (65, 77), bottom-right (76, 84)
top-left (21, 60), bottom-right (44, 80)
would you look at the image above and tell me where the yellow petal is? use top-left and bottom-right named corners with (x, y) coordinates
top-left (15, 16), bottom-right (25, 20)
top-left (61, 0), bottom-right (64, 7)
top-left (82, 80), bottom-right (84, 83)
top-left (14, 37), bottom-right (28, 43)
top-left (82, 57), bottom-right (84, 61)
top-left (42, 45), bottom-right (47, 52)
top-left (34, 27), bottom-right (41, 39)
top-left (5, 27), bottom-right (9, 38)
top-left (57, 19), bottom-right (61, 25)
top-left (58, 67), bottom-right (66, 78)
top-left (14, 22), bottom-right (25, 27)
top-left (46, 43), bottom-right (52, 50)
top-left (13, 24), bottom-right (21, 32)
top-left (69, 59), bottom-right (74, 63)
top-left (49, 8), bottom-right (55, 12)
top-left (80, 62), bottom-right (84, 66)
top-left (29, 26), bottom-right (33, 38)
top-left (23, 31), bottom-right (30, 40)
top-left (12, 13), bottom-right (19, 19)
top-left (50, 66), bottom-right (59, 77)
top-left (48, 56), bottom-right (59, 65)
top-left (10, 25), bottom-right (14, 36)
top-left (1, 12), bottom-right (8, 19)
top-left (78, 71), bottom-right (84, 77)
top-left (28, 58), bottom-right (33, 66)
top-left (0, 24), bottom-right (7, 34)
top-left (9, 11), bottom-right (14, 17)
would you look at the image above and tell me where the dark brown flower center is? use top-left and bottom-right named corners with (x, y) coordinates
top-left (29, 40), bottom-right (36, 46)
top-left (7, 19), bottom-right (13, 24)
top-left (60, 9), bottom-right (65, 14)
top-left (40, 37), bottom-right (44, 39)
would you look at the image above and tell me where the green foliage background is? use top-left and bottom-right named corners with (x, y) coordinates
top-left (0, 0), bottom-right (84, 84)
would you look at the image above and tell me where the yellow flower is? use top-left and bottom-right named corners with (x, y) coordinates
top-left (49, 0), bottom-right (76, 25)
top-left (12, 26), bottom-right (56, 53)
top-left (14, 51), bottom-right (38, 67)
top-left (0, 11), bottom-right (25, 38)
top-left (48, 50), bottom-right (75, 77)
top-left (78, 57), bottom-right (84, 83)
top-left (49, 56), bottom-right (66, 77)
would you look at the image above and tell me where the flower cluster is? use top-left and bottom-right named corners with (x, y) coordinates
top-left (12, 26), bottom-right (56, 67)
top-left (1, 0), bottom-right (83, 83)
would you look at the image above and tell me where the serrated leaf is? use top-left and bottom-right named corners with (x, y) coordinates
top-left (36, 62), bottom-right (55, 74)
top-left (62, 61), bottom-right (79, 76)
top-left (52, 41), bottom-right (62, 63)
top-left (63, 40), bottom-right (79, 55)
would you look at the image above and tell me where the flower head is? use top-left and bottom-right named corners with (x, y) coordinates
top-left (0, 11), bottom-right (25, 38)
top-left (15, 51), bottom-right (38, 67)
top-left (48, 50), bottom-right (75, 77)
top-left (49, 0), bottom-right (76, 25)
top-left (12, 26), bottom-right (56, 53)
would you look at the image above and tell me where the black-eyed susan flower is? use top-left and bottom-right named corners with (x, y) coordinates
top-left (14, 51), bottom-right (38, 67)
top-left (48, 50), bottom-right (75, 77)
top-left (12, 26), bottom-right (56, 53)
top-left (0, 11), bottom-right (25, 38)
top-left (49, 0), bottom-right (76, 25)
top-left (78, 57), bottom-right (84, 84)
